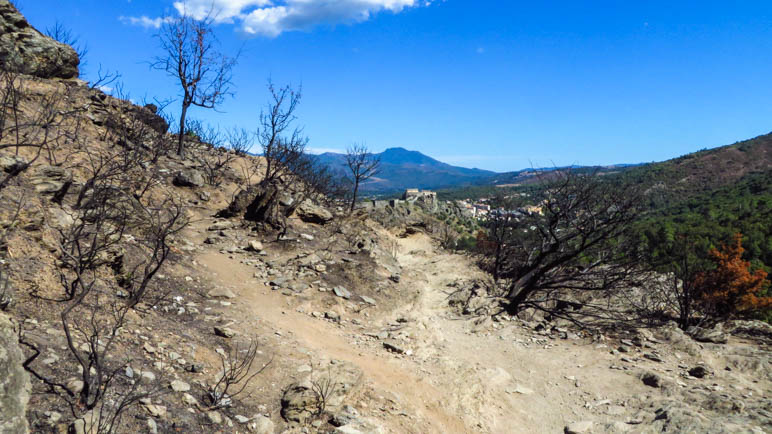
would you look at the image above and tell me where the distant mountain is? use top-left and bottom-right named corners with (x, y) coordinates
top-left (314, 147), bottom-right (497, 193)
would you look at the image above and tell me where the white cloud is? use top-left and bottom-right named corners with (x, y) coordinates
top-left (241, 0), bottom-right (422, 37)
top-left (173, 0), bottom-right (273, 23)
top-left (130, 0), bottom-right (429, 37)
top-left (119, 15), bottom-right (173, 29)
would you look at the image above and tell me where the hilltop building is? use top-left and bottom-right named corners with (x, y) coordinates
top-left (402, 189), bottom-right (437, 201)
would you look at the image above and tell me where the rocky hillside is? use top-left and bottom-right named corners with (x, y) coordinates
top-left (0, 4), bottom-right (770, 434)
top-left (617, 132), bottom-right (772, 209)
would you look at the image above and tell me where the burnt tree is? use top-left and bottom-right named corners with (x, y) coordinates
top-left (152, 12), bottom-right (236, 156)
top-left (345, 143), bottom-right (380, 212)
top-left (491, 170), bottom-right (643, 315)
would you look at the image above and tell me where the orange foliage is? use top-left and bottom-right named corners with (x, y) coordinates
top-left (476, 231), bottom-right (497, 254)
top-left (694, 233), bottom-right (771, 319)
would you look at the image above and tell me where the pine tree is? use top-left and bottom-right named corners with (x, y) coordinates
top-left (694, 233), bottom-right (771, 321)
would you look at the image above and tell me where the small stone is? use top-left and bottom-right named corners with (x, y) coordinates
top-left (142, 403), bottom-right (167, 418)
top-left (168, 352), bottom-right (181, 361)
top-left (333, 286), bottom-right (352, 299)
top-left (67, 379), bottom-right (84, 393)
top-left (688, 366), bottom-right (709, 378)
top-left (564, 421), bottom-right (593, 434)
top-left (325, 311), bottom-right (341, 322)
top-left (300, 233), bottom-right (314, 241)
top-left (147, 418), bottom-right (158, 434)
top-left (182, 393), bottom-right (198, 406)
top-left (251, 415), bottom-right (274, 434)
top-left (208, 221), bottom-right (235, 231)
top-left (234, 415), bottom-right (250, 424)
top-left (383, 340), bottom-right (406, 354)
top-left (214, 326), bottom-right (236, 338)
top-left (289, 282), bottom-right (308, 293)
top-left (641, 372), bottom-right (662, 388)
top-left (207, 411), bottom-right (223, 425)
top-left (643, 353), bottom-right (664, 363)
top-left (207, 287), bottom-right (236, 299)
top-left (144, 343), bottom-right (156, 354)
top-left (170, 380), bottom-right (191, 392)
top-left (512, 384), bottom-right (534, 395)
top-left (360, 296), bottom-right (376, 305)
top-left (247, 240), bottom-right (264, 252)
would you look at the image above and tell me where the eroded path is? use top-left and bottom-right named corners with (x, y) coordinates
top-left (191, 222), bottom-right (649, 433)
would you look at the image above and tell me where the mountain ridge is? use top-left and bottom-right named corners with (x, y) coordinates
top-left (314, 147), bottom-right (497, 193)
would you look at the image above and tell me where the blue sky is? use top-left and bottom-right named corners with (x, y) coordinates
top-left (17, 0), bottom-right (772, 172)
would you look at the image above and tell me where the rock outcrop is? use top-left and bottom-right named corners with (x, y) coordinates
top-left (0, 312), bottom-right (30, 434)
top-left (219, 181), bottom-right (334, 227)
top-left (280, 384), bottom-right (321, 423)
top-left (0, 0), bottom-right (79, 79)
top-left (295, 199), bottom-right (333, 224)
top-left (173, 168), bottom-right (205, 188)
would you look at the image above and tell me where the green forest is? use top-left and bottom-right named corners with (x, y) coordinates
top-left (635, 169), bottom-right (772, 271)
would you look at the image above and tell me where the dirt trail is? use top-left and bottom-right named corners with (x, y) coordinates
top-left (193, 225), bottom-right (649, 433)
top-left (197, 250), bottom-right (467, 433)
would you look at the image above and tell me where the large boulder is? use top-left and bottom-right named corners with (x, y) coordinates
top-left (218, 184), bottom-right (260, 219)
top-left (295, 199), bottom-right (333, 224)
top-left (688, 325), bottom-right (728, 344)
top-left (0, 0), bottom-right (79, 79)
top-left (218, 181), bottom-right (285, 227)
top-left (0, 154), bottom-right (28, 176)
top-left (280, 384), bottom-right (321, 423)
top-left (173, 168), bottom-right (205, 188)
top-left (0, 312), bottom-right (31, 434)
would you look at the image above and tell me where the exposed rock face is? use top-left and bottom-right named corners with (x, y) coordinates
top-left (0, 0), bottom-right (79, 79)
top-left (134, 104), bottom-right (169, 134)
top-left (688, 325), bottom-right (729, 344)
top-left (30, 165), bottom-right (72, 197)
top-left (0, 312), bottom-right (30, 434)
top-left (219, 181), bottom-right (334, 228)
top-left (219, 181), bottom-right (291, 227)
top-left (0, 154), bottom-right (28, 176)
